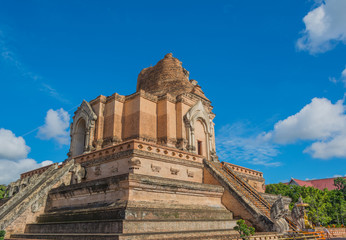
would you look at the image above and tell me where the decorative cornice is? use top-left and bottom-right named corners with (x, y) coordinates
top-left (74, 139), bottom-right (203, 168)
top-left (80, 150), bottom-right (134, 167)
top-left (176, 92), bottom-right (211, 106)
top-left (157, 93), bottom-right (176, 104)
top-left (125, 90), bottom-right (158, 103)
top-left (107, 92), bottom-right (125, 103)
top-left (123, 135), bottom-right (157, 144)
top-left (157, 137), bottom-right (177, 146)
top-left (89, 95), bottom-right (107, 105)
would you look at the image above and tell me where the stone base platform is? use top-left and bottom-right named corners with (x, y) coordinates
top-left (10, 229), bottom-right (239, 240)
top-left (9, 173), bottom-right (236, 240)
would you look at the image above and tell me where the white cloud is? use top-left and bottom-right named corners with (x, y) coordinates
top-left (0, 159), bottom-right (53, 185)
top-left (0, 128), bottom-right (53, 184)
top-left (297, 0), bottom-right (346, 54)
top-left (216, 123), bottom-right (281, 167)
top-left (304, 133), bottom-right (346, 159)
top-left (269, 97), bottom-right (346, 159)
top-left (40, 160), bottom-right (54, 167)
top-left (342, 67), bottom-right (346, 86)
top-left (218, 97), bottom-right (346, 163)
top-left (329, 66), bottom-right (346, 86)
top-left (0, 128), bottom-right (30, 160)
top-left (271, 98), bottom-right (346, 144)
top-left (37, 108), bottom-right (70, 145)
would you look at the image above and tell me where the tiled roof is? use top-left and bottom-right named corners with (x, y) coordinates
top-left (287, 177), bottom-right (346, 191)
top-left (309, 178), bottom-right (344, 190)
top-left (291, 178), bottom-right (314, 187)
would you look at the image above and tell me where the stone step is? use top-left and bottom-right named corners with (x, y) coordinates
top-left (38, 207), bottom-right (233, 223)
top-left (25, 220), bottom-right (123, 234)
top-left (25, 219), bottom-right (237, 234)
top-left (37, 208), bottom-right (125, 223)
top-left (5, 238), bottom-right (50, 240)
top-left (11, 229), bottom-right (239, 240)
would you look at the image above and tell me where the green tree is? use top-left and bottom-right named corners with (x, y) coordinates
top-left (234, 219), bottom-right (255, 240)
top-left (334, 177), bottom-right (346, 196)
top-left (266, 183), bottom-right (346, 226)
top-left (0, 230), bottom-right (5, 240)
top-left (0, 185), bottom-right (6, 199)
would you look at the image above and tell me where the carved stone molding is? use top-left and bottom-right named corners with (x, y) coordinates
top-left (129, 157), bottom-right (141, 170)
top-left (106, 92), bottom-right (125, 103)
top-left (31, 197), bottom-right (44, 213)
top-left (102, 136), bottom-right (122, 147)
top-left (111, 162), bottom-right (119, 174)
top-left (94, 165), bottom-right (101, 176)
top-left (123, 134), bottom-right (157, 144)
top-left (187, 170), bottom-right (194, 178)
top-left (158, 93), bottom-right (176, 103)
top-left (126, 90), bottom-right (158, 103)
top-left (151, 164), bottom-right (161, 173)
top-left (157, 137), bottom-right (177, 146)
top-left (170, 167), bottom-right (180, 175)
top-left (175, 138), bottom-right (187, 150)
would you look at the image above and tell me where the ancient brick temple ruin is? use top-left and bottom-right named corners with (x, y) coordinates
top-left (0, 53), bottom-right (293, 240)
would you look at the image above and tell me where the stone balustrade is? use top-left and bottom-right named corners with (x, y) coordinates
top-left (20, 164), bottom-right (56, 179)
top-left (225, 162), bottom-right (263, 177)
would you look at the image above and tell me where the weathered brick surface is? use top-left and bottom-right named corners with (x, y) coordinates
top-left (137, 53), bottom-right (194, 97)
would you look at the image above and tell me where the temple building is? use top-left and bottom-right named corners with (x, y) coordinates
top-left (0, 54), bottom-right (292, 240)
top-left (284, 177), bottom-right (346, 191)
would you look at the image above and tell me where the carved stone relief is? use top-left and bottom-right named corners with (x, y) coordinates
top-left (110, 162), bottom-right (119, 174)
top-left (270, 195), bottom-right (289, 233)
top-left (69, 100), bottom-right (97, 158)
top-left (70, 163), bottom-right (86, 184)
top-left (31, 197), bottom-right (45, 213)
top-left (151, 164), bottom-right (161, 173)
top-left (129, 158), bottom-right (141, 170)
top-left (94, 165), bottom-right (101, 176)
top-left (170, 167), bottom-right (180, 175)
top-left (187, 170), bottom-right (194, 178)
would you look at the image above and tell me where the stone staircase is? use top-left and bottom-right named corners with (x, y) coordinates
top-left (222, 162), bottom-right (271, 217)
top-left (204, 159), bottom-right (297, 232)
top-left (0, 160), bottom-right (74, 231)
top-left (221, 162), bottom-right (297, 231)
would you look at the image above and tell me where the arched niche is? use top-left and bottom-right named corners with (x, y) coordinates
top-left (184, 100), bottom-right (217, 161)
top-left (194, 119), bottom-right (208, 158)
top-left (69, 100), bottom-right (97, 157)
top-left (73, 119), bottom-right (86, 156)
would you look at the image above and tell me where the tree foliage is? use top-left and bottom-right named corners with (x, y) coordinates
top-left (0, 230), bottom-right (5, 240)
top-left (0, 185), bottom-right (6, 199)
top-left (265, 182), bottom-right (346, 226)
top-left (234, 219), bottom-right (255, 240)
top-left (334, 177), bottom-right (346, 196)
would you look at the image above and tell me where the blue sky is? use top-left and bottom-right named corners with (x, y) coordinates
top-left (0, 0), bottom-right (345, 184)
